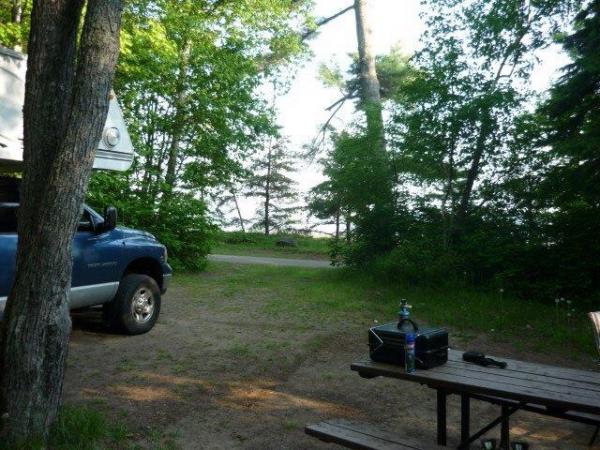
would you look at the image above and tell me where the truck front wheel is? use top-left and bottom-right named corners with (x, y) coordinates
top-left (105, 274), bottom-right (161, 335)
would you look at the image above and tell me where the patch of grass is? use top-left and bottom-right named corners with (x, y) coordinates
top-left (178, 262), bottom-right (595, 358)
top-left (227, 342), bottom-right (252, 356)
top-left (116, 356), bottom-right (138, 372)
top-left (155, 348), bottom-right (176, 362)
top-left (282, 419), bottom-right (300, 431)
top-left (149, 429), bottom-right (179, 450)
top-left (0, 405), bottom-right (132, 450)
top-left (212, 231), bottom-right (330, 260)
top-left (49, 405), bottom-right (128, 450)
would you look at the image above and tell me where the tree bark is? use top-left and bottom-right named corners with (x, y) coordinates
top-left (264, 146), bottom-right (272, 236)
top-left (0, 0), bottom-right (121, 442)
top-left (354, 0), bottom-right (384, 152)
top-left (164, 40), bottom-right (190, 199)
top-left (456, 115), bottom-right (492, 218)
top-left (11, 0), bottom-right (23, 24)
top-left (232, 190), bottom-right (245, 233)
top-left (345, 213), bottom-right (351, 243)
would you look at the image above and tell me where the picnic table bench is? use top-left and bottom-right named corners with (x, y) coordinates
top-left (350, 349), bottom-right (600, 448)
top-left (306, 419), bottom-right (446, 450)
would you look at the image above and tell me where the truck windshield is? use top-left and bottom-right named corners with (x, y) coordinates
top-left (0, 203), bottom-right (18, 232)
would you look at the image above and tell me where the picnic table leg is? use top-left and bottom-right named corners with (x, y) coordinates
top-left (500, 405), bottom-right (510, 449)
top-left (461, 394), bottom-right (470, 445)
top-left (437, 389), bottom-right (448, 446)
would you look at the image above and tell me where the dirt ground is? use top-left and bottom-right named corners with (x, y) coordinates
top-left (66, 264), bottom-right (600, 450)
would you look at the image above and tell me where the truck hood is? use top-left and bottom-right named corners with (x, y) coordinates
top-left (118, 226), bottom-right (157, 241)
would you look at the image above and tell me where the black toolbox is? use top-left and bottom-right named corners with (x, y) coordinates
top-left (369, 322), bottom-right (448, 369)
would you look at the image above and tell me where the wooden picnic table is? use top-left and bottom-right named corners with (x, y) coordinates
top-left (352, 349), bottom-right (600, 449)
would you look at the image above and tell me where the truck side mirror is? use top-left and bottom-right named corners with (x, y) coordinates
top-left (102, 206), bottom-right (117, 232)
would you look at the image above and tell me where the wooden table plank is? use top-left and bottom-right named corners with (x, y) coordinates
top-left (436, 361), bottom-right (600, 396)
top-left (447, 349), bottom-right (600, 384)
top-left (351, 360), bottom-right (600, 415)
top-left (305, 421), bottom-right (432, 450)
top-left (443, 360), bottom-right (600, 393)
top-left (429, 364), bottom-right (600, 402)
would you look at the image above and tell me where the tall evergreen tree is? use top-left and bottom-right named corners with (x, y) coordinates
top-left (531, 0), bottom-right (600, 297)
top-left (247, 137), bottom-right (300, 235)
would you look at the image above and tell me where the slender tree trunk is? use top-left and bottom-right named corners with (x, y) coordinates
top-left (232, 190), bottom-right (245, 233)
top-left (0, 0), bottom-right (121, 442)
top-left (450, 21), bottom-right (530, 244)
top-left (335, 210), bottom-right (340, 240)
top-left (142, 99), bottom-right (158, 196)
top-left (451, 112), bottom-right (493, 242)
top-left (164, 40), bottom-right (190, 199)
top-left (354, 0), bottom-right (384, 152)
top-left (442, 127), bottom-right (458, 250)
top-left (11, 0), bottom-right (22, 23)
top-left (264, 147), bottom-right (272, 236)
top-left (345, 213), bottom-right (351, 243)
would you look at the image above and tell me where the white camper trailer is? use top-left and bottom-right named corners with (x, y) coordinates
top-left (0, 46), bottom-right (134, 171)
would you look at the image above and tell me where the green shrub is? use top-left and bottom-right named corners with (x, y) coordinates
top-left (87, 172), bottom-right (213, 272)
top-left (370, 241), bottom-right (463, 286)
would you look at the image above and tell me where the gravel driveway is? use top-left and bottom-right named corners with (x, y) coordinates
top-left (208, 254), bottom-right (334, 268)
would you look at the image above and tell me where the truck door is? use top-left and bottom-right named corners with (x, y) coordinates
top-left (0, 203), bottom-right (18, 312)
top-left (71, 208), bottom-right (122, 309)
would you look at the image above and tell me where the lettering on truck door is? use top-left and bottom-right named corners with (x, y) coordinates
top-left (71, 208), bottom-right (122, 309)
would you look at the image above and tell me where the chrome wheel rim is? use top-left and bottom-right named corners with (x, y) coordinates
top-left (131, 287), bottom-right (154, 324)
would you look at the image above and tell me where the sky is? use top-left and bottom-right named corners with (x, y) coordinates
top-left (235, 0), bottom-right (570, 232)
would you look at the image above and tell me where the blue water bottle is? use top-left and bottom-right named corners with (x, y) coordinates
top-left (405, 333), bottom-right (416, 373)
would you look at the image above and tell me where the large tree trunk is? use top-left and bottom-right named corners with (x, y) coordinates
top-left (0, 0), bottom-right (121, 442)
top-left (354, 0), bottom-right (384, 152)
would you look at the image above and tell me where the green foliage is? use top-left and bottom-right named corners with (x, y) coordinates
top-left (87, 0), bottom-right (313, 269)
top-left (87, 172), bottom-right (213, 272)
top-left (0, 0), bottom-right (31, 50)
top-left (1, 0), bottom-right (315, 270)
top-left (316, 129), bottom-right (396, 264)
top-left (315, 0), bottom-right (598, 306)
top-left (503, 0), bottom-right (600, 300)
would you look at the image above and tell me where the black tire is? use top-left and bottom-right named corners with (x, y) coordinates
top-left (105, 274), bottom-right (161, 335)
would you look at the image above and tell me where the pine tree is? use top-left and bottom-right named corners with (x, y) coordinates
top-left (533, 0), bottom-right (600, 297)
top-left (246, 137), bottom-right (300, 235)
top-left (307, 180), bottom-right (343, 239)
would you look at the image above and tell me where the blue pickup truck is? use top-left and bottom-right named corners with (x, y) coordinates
top-left (0, 178), bottom-right (172, 335)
